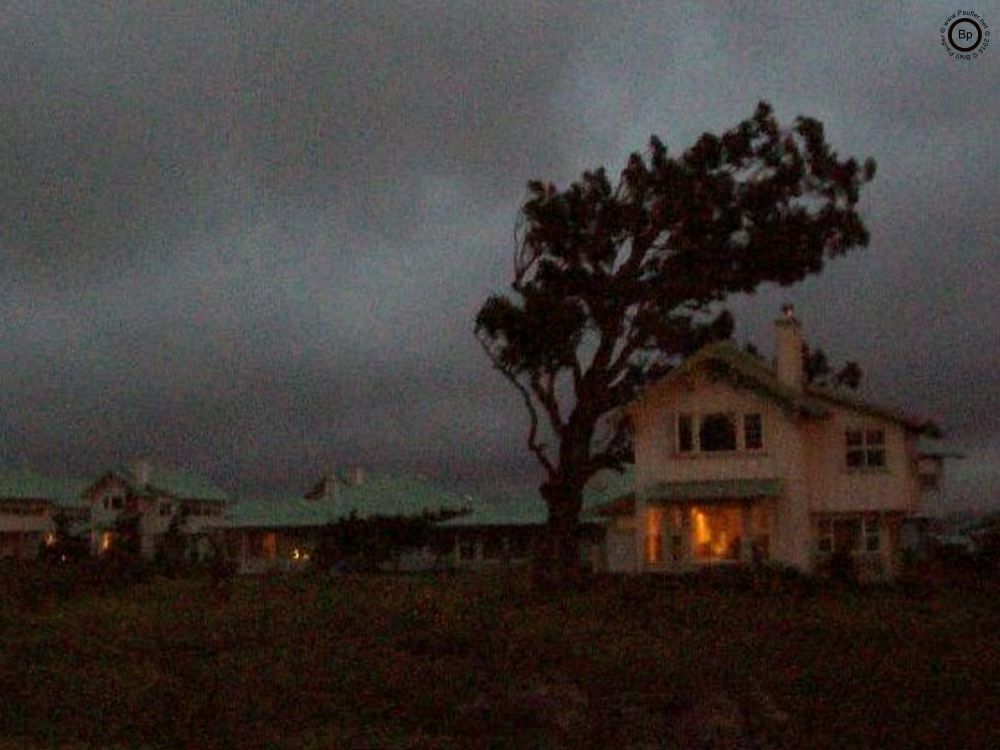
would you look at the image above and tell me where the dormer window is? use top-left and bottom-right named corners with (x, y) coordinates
top-left (675, 412), bottom-right (765, 454)
top-left (699, 413), bottom-right (737, 452)
top-left (846, 429), bottom-right (886, 470)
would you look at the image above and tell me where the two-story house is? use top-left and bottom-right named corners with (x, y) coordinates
top-left (0, 471), bottom-right (89, 559)
top-left (84, 461), bottom-right (228, 559)
top-left (609, 307), bottom-right (937, 580)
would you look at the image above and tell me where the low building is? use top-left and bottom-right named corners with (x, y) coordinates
top-left (214, 470), bottom-right (471, 573)
top-left (436, 471), bottom-right (633, 572)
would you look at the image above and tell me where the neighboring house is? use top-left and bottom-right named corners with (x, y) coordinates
top-left (83, 461), bottom-right (228, 560)
top-left (215, 469), bottom-right (472, 573)
top-left (0, 471), bottom-right (89, 559)
top-left (608, 307), bottom-right (939, 581)
top-left (436, 472), bottom-right (632, 572)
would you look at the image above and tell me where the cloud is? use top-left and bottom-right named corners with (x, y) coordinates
top-left (0, 2), bottom-right (996, 507)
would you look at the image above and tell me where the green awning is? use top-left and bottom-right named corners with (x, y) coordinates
top-left (641, 478), bottom-right (783, 503)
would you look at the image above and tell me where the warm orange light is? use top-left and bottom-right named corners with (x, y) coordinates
top-left (44, 532), bottom-right (56, 547)
top-left (645, 509), bottom-right (663, 563)
top-left (693, 508), bottom-right (709, 545)
top-left (100, 531), bottom-right (113, 553)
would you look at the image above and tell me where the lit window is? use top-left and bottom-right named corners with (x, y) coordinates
top-left (677, 414), bottom-right (694, 453)
top-left (699, 413), bottom-right (737, 452)
top-left (744, 414), bottom-right (763, 450)
top-left (645, 509), bottom-right (663, 563)
top-left (690, 506), bottom-right (742, 560)
top-left (845, 429), bottom-right (886, 470)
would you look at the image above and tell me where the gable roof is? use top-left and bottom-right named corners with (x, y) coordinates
top-left (639, 340), bottom-right (931, 431)
top-left (0, 471), bottom-right (89, 507)
top-left (85, 466), bottom-right (230, 502)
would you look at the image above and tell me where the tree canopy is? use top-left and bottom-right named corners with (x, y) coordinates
top-left (475, 102), bottom-right (875, 581)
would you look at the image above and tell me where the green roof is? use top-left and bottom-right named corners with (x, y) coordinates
top-left (332, 476), bottom-right (471, 520)
top-left (216, 476), bottom-right (471, 530)
top-left (217, 497), bottom-right (337, 529)
top-left (0, 471), bottom-right (89, 507)
top-left (90, 465), bottom-right (230, 502)
top-left (644, 340), bottom-right (930, 430)
top-left (642, 478), bottom-right (783, 503)
top-left (440, 470), bottom-right (633, 528)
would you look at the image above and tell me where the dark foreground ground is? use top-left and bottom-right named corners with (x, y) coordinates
top-left (1, 564), bottom-right (998, 749)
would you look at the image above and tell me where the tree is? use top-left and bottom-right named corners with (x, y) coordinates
top-left (475, 102), bottom-right (876, 585)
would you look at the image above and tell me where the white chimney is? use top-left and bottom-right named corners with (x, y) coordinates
top-left (133, 459), bottom-right (152, 487)
top-left (344, 466), bottom-right (365, 486)
top-left (774, 305), bottom-right (804, 390)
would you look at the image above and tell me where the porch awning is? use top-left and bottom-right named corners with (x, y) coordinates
top-left (641, 478), bottom-right (783, 504)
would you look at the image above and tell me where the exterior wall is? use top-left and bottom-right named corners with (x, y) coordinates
top-left (631, 375), bottom-right (791, 488)
top-left (630, 372), bottom-right (813, 571)
top-left (629, 368), bottom-right (920, 578)
top-left (805, 407), bottom-right (919, 515)
top-left (0, 500), bottom-right (55, 559)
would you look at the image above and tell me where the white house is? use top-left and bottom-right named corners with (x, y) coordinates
top-left (83, 461), bottom-right (228, 559)
top-left (606, 308), bottom-right (940, 581)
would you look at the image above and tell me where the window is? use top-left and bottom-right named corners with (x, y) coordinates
top-left (817, 515), bottom-right (880, 554)
top-left (864, 516), bottom-right (880, 552)
top-left (744, 414), bottom-right (763, 450)
top-left (699, 413), bottom-right (737, 452)
top-left (677, 414), bottom-right (694, 453)
top-left (919, 472), bottom-right (940, 491)
top-left (846, 429), bottom-right (886, 470)
top-left (645, 509), bottom-right (663, 563)
top-left (690, 506), bottom-right (742, 561)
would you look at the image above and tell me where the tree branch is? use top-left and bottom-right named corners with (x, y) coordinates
top-left (476, 336), bottom-right (555, 476)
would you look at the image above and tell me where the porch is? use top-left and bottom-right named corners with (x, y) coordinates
top-left (639, 478), bottom-right (782, 572)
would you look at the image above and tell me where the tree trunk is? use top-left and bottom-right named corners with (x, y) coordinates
top-left (534, 480), bottom-right (584, 590)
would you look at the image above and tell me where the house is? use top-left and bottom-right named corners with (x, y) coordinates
top-left (0, 471), bottom-right (89, 559)
top-left (83, 461), bottom-right (228, 559)
top-left (214, 469), bottom-right (472, 573)
top-left (435, 473), bottom-right (632, 571)
top-left (607, 307), bottom-right (939, 581)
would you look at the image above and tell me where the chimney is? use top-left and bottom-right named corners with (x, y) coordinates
top-left (343, 466), bottom-right (365, 486)
top-left (774, 304), bottom-right (804, 389)
top-left (132, 459), bottom-right (152, 488)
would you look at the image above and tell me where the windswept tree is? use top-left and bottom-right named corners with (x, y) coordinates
top-left (475, 102), bottom-right (876, 584)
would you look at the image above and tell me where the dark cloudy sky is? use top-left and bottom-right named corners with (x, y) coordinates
top-left (1, 2), bottom-right (997, 508)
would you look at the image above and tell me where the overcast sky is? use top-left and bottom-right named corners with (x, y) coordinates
top-left (1, 1), bottom-right (997, 509)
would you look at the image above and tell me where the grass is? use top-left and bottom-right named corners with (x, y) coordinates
top-left (0, 563), bottom-right (998, 749)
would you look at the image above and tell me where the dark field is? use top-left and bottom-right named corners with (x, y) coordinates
top-left (1, 566), bottom-right (998, 749)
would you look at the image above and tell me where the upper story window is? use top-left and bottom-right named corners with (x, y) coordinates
top-left (699, 413), bottom-right (737, 452)
top-left (744, 414), bottom-right (764, 450)
top-left (678, 415), bottom-right (694, 453)
top-left (675, 412), bottom-right (763, 453)
top-left (846, 429), bottom-right (886, 470)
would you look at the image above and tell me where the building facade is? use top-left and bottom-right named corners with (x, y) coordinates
top-left (612, 308), bottom-right (939, 581)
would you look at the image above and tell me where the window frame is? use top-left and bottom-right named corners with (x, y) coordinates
top-left (845, 427), bottom-right (887, 471)
top-left (674, 411), bottom-right (765, 455)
